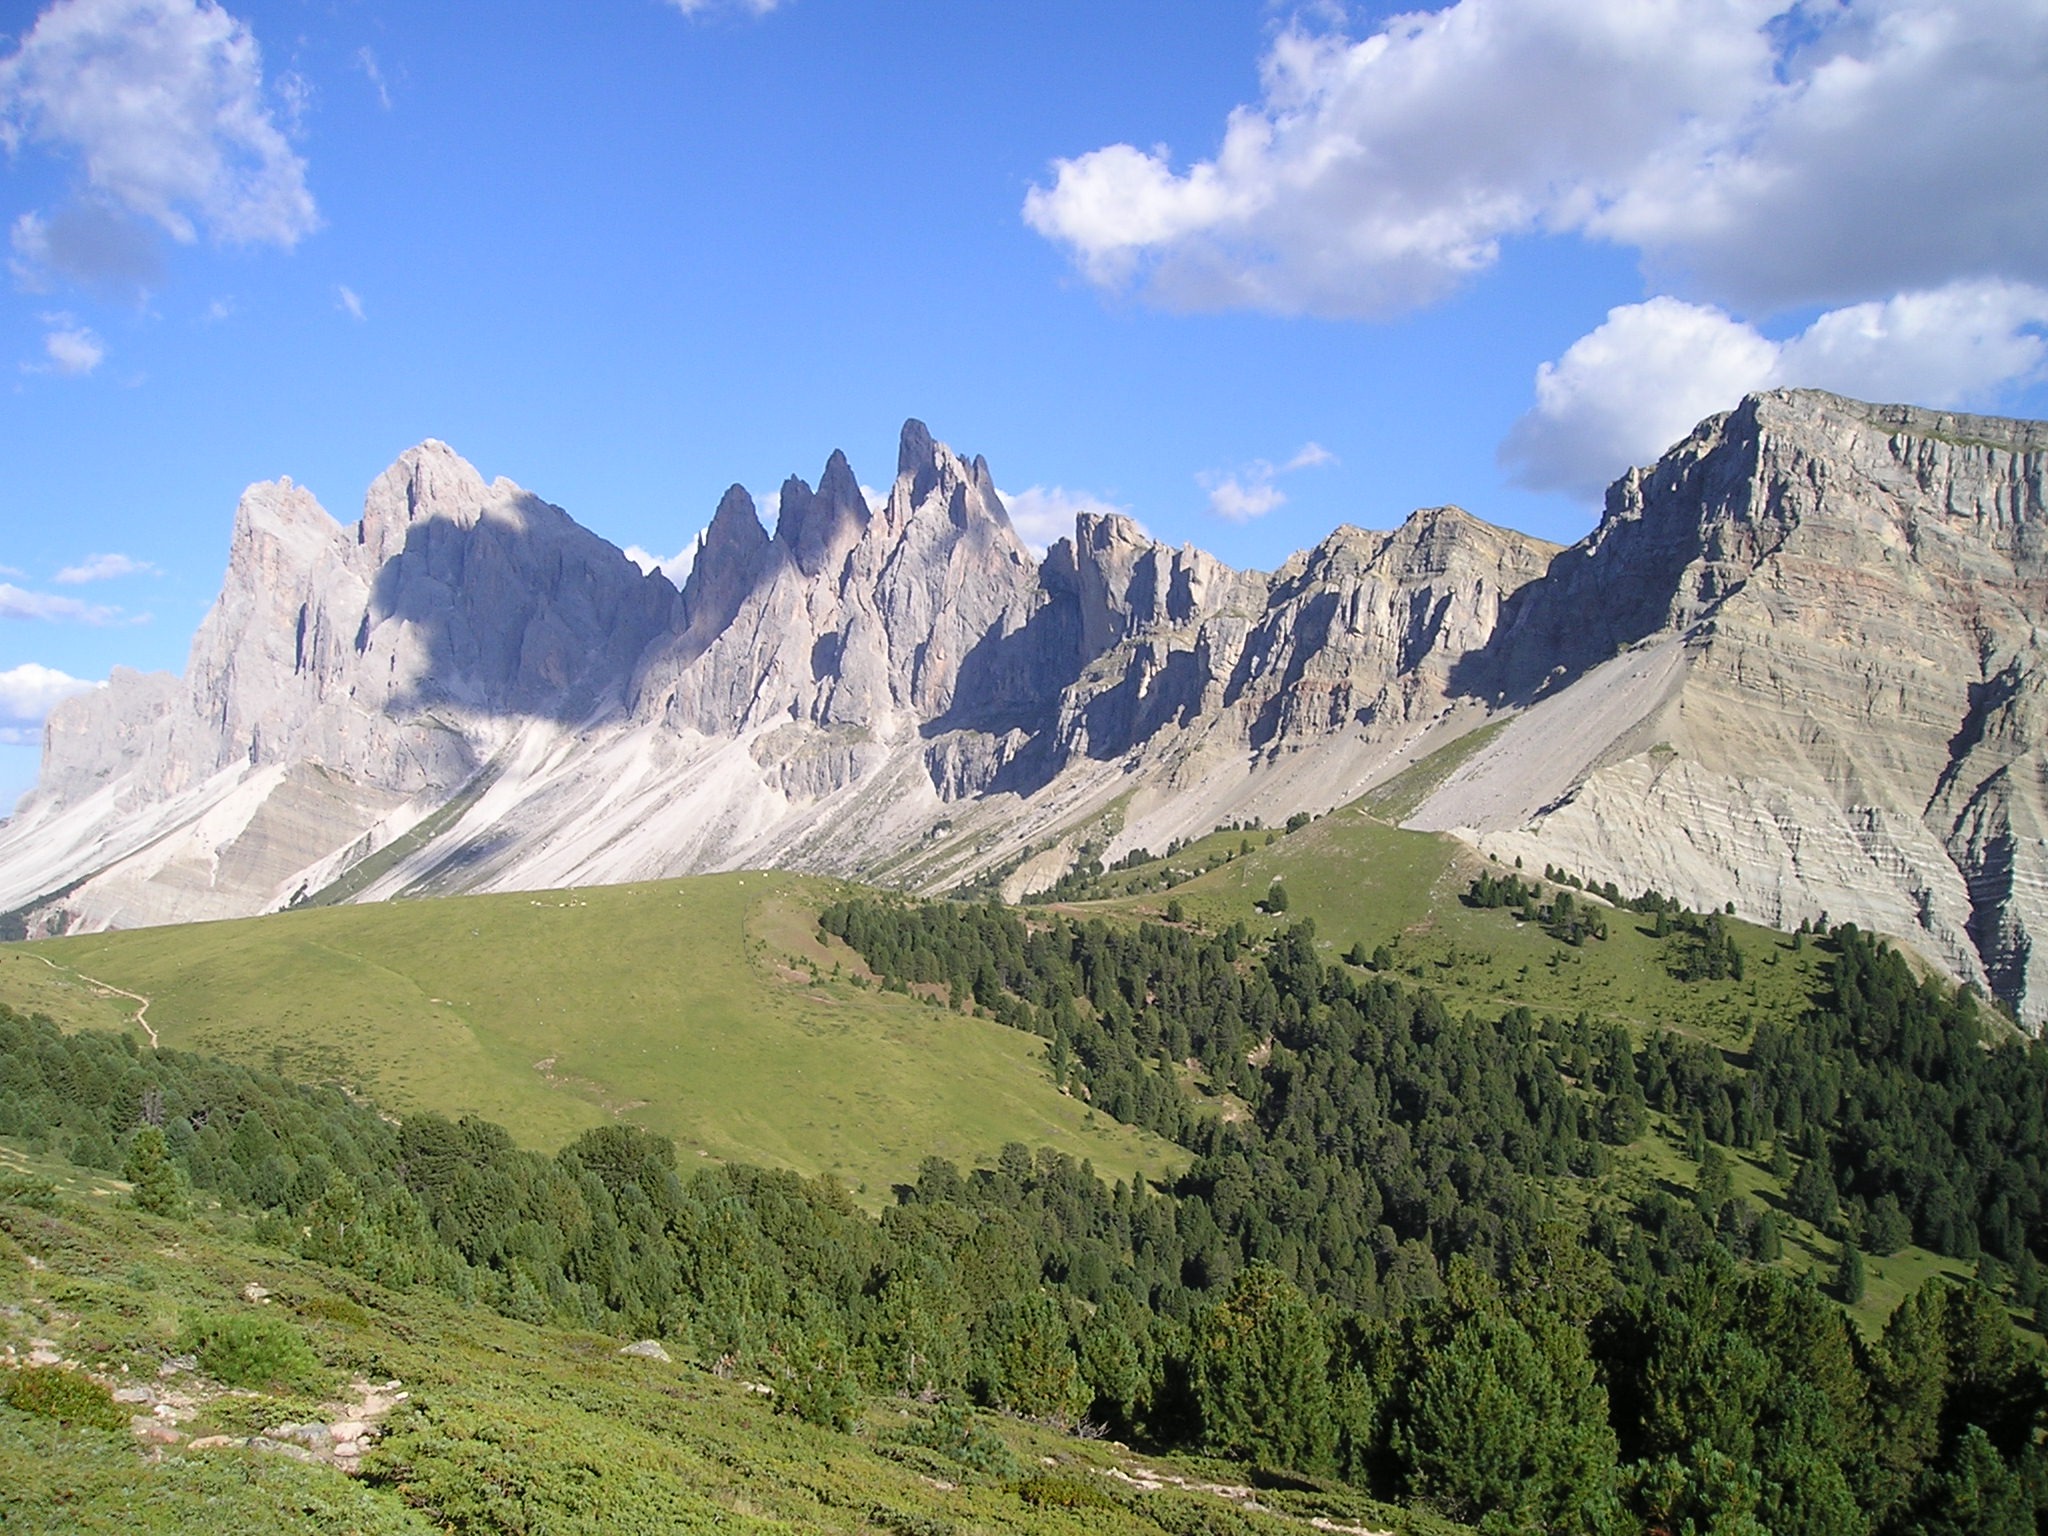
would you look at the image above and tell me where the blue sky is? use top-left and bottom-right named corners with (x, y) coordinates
top-left (3, 0), bottom-right (2047, 809)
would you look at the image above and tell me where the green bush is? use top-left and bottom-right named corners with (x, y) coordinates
top-left (0, 1170), bottom-right (60, 1210)
top-left (899, 1401), bottom-right (1020, 1479)
top-left (2, 1364), bottom-right (127, 1430)
top-left (1012, 1471), bottom-right (1117, 1510)
top-left (177, 1309), bottom-right (323, 1391)
top-left (771, 1325), bottom-right (860, 1432)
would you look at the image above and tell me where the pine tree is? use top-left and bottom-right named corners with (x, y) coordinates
top-left (123, 1125), bottom-right (186, 1217)
top-left (1835, 1240), bottom-right (1866, 1305)
top-left (1190, 1261), bottom-right (1335, 1473)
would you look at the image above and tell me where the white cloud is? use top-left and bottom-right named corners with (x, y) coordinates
top-left (1024, 0), bottom-right (2048, 319)
top-left (54, 551), bottom-right (156, 584)
top-left (625, 539), bottom-right (698, 585)
top-left (668, 0), bottom-right (785, 16)
top-left (997, 485), bottom-right (1137, 556)
top-left (355, 47), bottom-right (391, 110)
top-left (858, 484), bottom-right (887, 515)
top-left (336, 283), bottom-right (364, 322)
top-left (1198, 442), bottom-right (1337, 523)
top-left (0, 581), bottom-right (124, 623)
top-left (1205, 475), bottom-right (1289, 523)
top-left (0, 661), bottom-right (99, 741)
top-left (10, 202), bottom-right (161, 293)
top-left (0, 0), bottom-right (318, 249)
top-left (1775, 284), bottom-right (2048, 409)
top-left (1502, 279), bottom-right (2048, 500)
top-left (34, 316), bottom-right (105, 375)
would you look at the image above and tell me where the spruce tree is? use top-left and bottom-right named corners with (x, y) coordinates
top-left (123, 1125), bottom-right (186, 1217)
top-left (1836, 1240), bottom-right (1866, 1305)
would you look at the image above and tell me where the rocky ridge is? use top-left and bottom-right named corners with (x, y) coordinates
top-left (1412, 390), bottom-right (2048, 1020)
top-left (4, 393), bottom-right (2046, 1026)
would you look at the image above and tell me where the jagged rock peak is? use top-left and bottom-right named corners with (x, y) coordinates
top-left (706, 483), bottom-right (768, 548)
top-left (898, 417), bottom-right (939, 485)
top-left (357, 440), bottom-right (494, 567)
top-left (775, 449), bottom-right (871, 578)
top-left (676, 484), bottom-right (774, 648)
top-left (228, 475), bottom-right (347, 576)
top-left (889, 419), bottom-right (1014, 535)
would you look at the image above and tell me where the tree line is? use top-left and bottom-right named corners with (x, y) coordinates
top-left (3, 886), bottom-right (2046, 1533)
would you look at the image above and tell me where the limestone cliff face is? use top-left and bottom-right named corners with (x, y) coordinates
top-left (10, 393), bottom-right (2048, 1028)
top-left (2, 443), bottom-right (677, 929)
top-left (1414, 390), bottom-right (2048, 1023)
top-left (633, 421), bottom-right (1041, 747)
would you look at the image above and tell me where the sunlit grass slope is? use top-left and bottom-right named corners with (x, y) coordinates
top-left (0, 873), bottom-right (1180, 1200)
top-left (1095, 800), bottom-right (1833, 1052)
top-left (0, 1152), bottom-right (1431, 1536)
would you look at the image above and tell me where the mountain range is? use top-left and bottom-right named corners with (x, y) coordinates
top-left (4, 388), bottom-right (2045, 1029)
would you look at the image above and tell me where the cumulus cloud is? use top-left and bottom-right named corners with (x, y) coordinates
top-left (0, 661), bottom-right (98, 743)
top-left (1502, 279), bottom-right (2048, 500)
top-left (1024, 0), bottom-right (2048, 319)
top-left (1775, 284), bottom-right (2048, 409)
top-left (0, 581), bottom-right (124, 623)
top-left (998, 485), bottom-right (1137, 555)
top-left (54, 551), bottom-right (156, 584)
top-left (1199, 442), bottom-right (1338, 523)
top-left (36, 318), bottom-right (105, 375)
top-left (1205, 475), bottom-right (1289, 523)
top-left (0, 0), bottom-right (318, 250)
top-left (10, 202), bottom-right (162, 293)
top-left (625, 539), bottom-right (698, 585)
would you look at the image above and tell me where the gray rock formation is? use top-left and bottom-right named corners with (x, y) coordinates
top-left (0, 444), bottom-right (676, 930)
top-left (1413, 390), bottom-right (2048, 1022)
top-left (6, 393), bottom-right (2046, 1029)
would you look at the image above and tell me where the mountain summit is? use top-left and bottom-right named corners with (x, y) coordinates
top-left (5, 396), bottom-right (2046, 1027)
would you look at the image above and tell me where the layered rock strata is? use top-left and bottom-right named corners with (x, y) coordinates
top-left (1413, 391), bottom-right (2048, 1020)
top-left (5, 392), bottom-right (2047, 1027)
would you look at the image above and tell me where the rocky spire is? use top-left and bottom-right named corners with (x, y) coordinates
top-left (355, 440), bottom-right (493, 568)
top-left (774, 449), bottom-right (870, 578)
top-left (680, 485), bottom-right (774, 642)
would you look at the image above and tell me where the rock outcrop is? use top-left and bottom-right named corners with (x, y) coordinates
top-left (1413, 390), bottom-right (2048, 1020)
top-left (6, 393), bottom-right (2047, 1027)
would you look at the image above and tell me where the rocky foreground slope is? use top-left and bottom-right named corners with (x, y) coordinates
top-left (3, 391), bottom-right (2045, 1026)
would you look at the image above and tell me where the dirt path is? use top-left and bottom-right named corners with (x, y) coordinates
top-left (21, 952), bottom-right (157, 1047)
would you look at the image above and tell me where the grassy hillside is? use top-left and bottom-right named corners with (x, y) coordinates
top-left (1027, 803), bottom-right (1996, 1337)
top-left (1085, 801), bottom-right (1831, 1052)
top-left (0, 873), bottom-right (1180, 1201)
top-left (0, 1144), bottom-right (1433, 1536)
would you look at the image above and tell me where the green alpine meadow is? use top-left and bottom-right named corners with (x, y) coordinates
top-left (3, 799), bottom-right (2043, 1533)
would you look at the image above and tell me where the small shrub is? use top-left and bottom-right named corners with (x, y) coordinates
top-left (771, 1326), bottom-right (860, 1432)
top-left (177, 1309), bottom-right (323, 1391)
top-left (900, 1401), bottom-right (1020, 1478)
top-left (1012, 1471), bottom-right (1116, 1510)
top-left (298, 1294), bottom-right (374, 1328)
top-left (2, 1364), bottom-right (127, 1430)
top-left (0, 1171), bottom-right (60, 1210)
top-left (864, 1510), bottom-right (955, 1536)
